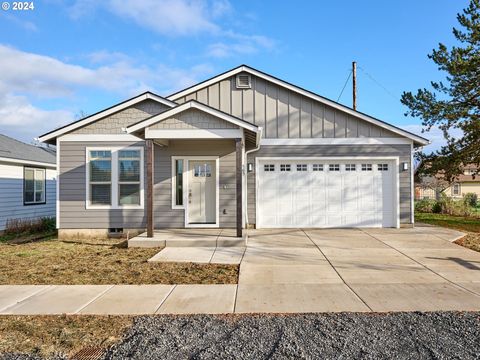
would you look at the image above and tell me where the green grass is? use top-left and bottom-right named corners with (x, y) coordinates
top-left (415, 212), bottom-right (480, 233)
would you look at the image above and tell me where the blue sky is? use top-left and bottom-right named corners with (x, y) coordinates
top-left (0, 0), bottom-right (468, 150)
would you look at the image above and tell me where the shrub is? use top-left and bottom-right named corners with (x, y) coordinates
top-left (4, 217), bottom-right (56, 235)
top-left (463, 192), bottom-right (478, 208)
top-left (415, 199), bottom-right (436, 213)
top-left (432, 201), bottom-right (442, 213)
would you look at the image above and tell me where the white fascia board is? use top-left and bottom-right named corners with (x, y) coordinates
top-left (0, 156), bottom-right (56, 168)
top-left (38, 93), bottom-right (176, 143)
top-left (59, 134), bottom-right (143, 142)
top-left (127, 101), bottom-right (259, 134)
top-left (145, 128), bottom-right (243, 139)
top-left (167, 65), bottom-right (429, 146)
top-left (260, 137), bottom-right (413, 146)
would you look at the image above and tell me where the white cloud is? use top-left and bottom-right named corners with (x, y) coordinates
top-left (67, 0), bottom-right (276, 56)
top-left (0, 94), bottom-right (74, 142)
top-left (206, 33), bottom-right (276, 58)
top-left (0, 45), bottom-right (214, 142)
top-left (0, 45), bottom-right (212, 97)
top-left (404, 124), bottom-right (463, 153)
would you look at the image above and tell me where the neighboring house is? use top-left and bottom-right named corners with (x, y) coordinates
top-left (39, 65), bottom-right (429, 239)
top-left (0, 134), bottom-right (56, 231)
top-left (415, 165), bottom-right (479, 200)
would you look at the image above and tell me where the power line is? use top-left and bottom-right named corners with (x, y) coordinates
top-left (337, 70), bottom-right (352, 102)
top-left (357, 65), bottom-right (398, 101)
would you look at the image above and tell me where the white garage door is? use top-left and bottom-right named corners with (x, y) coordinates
top-left (257, 159), bottom-right (397, 228)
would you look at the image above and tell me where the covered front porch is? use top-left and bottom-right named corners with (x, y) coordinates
top-left (126, 100), bottom-right (261, 240)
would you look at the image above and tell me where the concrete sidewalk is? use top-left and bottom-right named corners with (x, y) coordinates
top-left (1, 225), bottom-right (479, 315)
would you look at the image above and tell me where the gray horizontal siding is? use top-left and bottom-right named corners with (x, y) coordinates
top-left (154, 140), bottom-right (237, 228)
top-left (176, 74), bottom-right (400, 139)
top-left (246, 144), bottom-right (412, 226)
top-left (60, 140), bottom-right (238, 230)
top-left (72, 100), bottom-right (169, 135)
top-left (59, 141), bottom-right (146, 229)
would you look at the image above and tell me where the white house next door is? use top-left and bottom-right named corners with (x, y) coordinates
top-left (188, 160), bottom-right (216, 224)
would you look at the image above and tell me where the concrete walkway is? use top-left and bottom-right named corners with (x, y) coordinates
top-left (1, 225), bottom-right (479, 314)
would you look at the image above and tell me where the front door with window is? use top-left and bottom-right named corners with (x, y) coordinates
top-left (188, 160), bottom-right (216, 224)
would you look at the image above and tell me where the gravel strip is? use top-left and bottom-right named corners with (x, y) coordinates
top-left (103, 312), bottom-right (480, 359)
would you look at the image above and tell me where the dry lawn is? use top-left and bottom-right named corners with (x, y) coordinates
top-left (0, 315), bottom-right (132, 358)
top-left (0, 238), bottom-right (238, 284)
top-left (455, 233), bottom-right (480, 252)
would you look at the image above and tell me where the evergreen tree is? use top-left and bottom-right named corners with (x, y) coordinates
top-left (401, 0), bottom-right (480, 181)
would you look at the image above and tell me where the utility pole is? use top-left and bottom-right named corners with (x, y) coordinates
top-left (352, 61), bottom-right (357, 110)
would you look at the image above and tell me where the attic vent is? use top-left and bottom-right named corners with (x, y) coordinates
top-left (236, 74), bottom-right (251, 89)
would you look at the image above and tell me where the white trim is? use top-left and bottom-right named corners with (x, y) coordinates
top-left (38, 92), bottom-right (176, 143)
top-left (183, 156), bottom-right (220, 228)
top-left (24, 167), bottom-right (46, 205)
top-left (85, 146), bottom-right (144, 210)
top-left (171, 156), bottom-right (185, 210)
top-left (255, 156), bottom-right (400, 229)
top-left (127, 101), bottom-right (259, 134)
top-left (0, 156), bottom-right (55, 168)
top-left (167, 65), bottom-right (429, 146)
top-left (260, 137), bottom-right (413, 146)
top-left (410, 143), bottom-right (415, 225)
top-left (56, 141), bottom-right (60, 229)
top-left (59, 134), bottom-right (142, 142)
top-left (145, 128), bottom-right (244, 139)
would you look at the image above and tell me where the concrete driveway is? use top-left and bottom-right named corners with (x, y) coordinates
top-left (1, 225), bottom-right (479, 315)
top-left (236, 225), bottom-right (480, 312)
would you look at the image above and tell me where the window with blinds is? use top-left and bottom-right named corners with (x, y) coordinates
top-left (89, 150), bottom-right (112, 205)
top-left (118, 150), bottom-right (141, 205)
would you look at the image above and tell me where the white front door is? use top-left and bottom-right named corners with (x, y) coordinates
top-left (188, 160), bottom-right (216, 224)
top-left (257, 159), bottom-right (397, 228)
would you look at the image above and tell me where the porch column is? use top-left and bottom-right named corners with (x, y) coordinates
top-left (146, 139), bottom-right (154, 237)
top-left (235, 138), bottom-right (243, 238)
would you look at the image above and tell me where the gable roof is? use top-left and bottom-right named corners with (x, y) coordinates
top-left (0, 134), bottom-right (55, 166)
top-left (38, 91), bottom-right (177, 144)
top-left (127, 100), bottom-right (260, 134)
top-left (167, 65), bottom-right (430, 147)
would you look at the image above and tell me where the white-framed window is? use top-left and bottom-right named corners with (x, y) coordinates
top-left (329, 164), bottom-right (340, 171)
top-left (118, 150), bottom-right (141, 206)
top-left (172, 157), bottom-right (185, 209)
top-left (86, 147), bottom-right (144, 209)
top-left (312, 164), bottom-right (323, 171)
top-left (361, 163), bottom-right (372, 171)
top-left (296, 164), bottom-right (307, 171)
top-left (452, 183), bottom-right (461, 196)
top-left (280, 164), bottom-right (291, 172)
top-left (264, 164), bottom-right (275, 172)
top-left (378, 164), bottom-right (389, 171)
top-left (24, 167), bottom-right (46, 205)
top-left (345, 164), bottom-right (356, 171)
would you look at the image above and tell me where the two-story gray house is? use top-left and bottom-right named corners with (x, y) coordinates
top-left (39, 65), bottom-right (429, 239)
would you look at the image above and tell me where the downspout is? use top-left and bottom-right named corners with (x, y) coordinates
top-left (244, 127), bottom-right (263, 228)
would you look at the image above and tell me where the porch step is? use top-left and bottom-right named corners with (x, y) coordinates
top-left (128, 230), bottom-right (246, 248)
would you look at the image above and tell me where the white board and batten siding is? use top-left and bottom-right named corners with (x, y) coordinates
top-left (0, 161), bottom-right (56, 231)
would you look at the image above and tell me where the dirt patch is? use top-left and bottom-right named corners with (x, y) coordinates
top-left (455, 233), bottom-right (480, 252)
top-left (0, 315), bottom-right (132, 359)
top-left (0, 239), bottom-right (238, 285)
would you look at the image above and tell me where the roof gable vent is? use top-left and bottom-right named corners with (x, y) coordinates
top-left (236, 74), bottom-right (251, 89)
